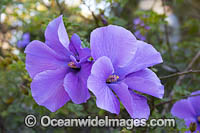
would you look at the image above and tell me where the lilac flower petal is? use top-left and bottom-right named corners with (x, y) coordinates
top-left (58, 16), bottom-right (70, 49)
top-left (90, 25), bottom-right (137, 68)
top-left (79, 47), bottom-right (91, 60)
top-left (64, 62), bottom-right (91, 104)
top-left (171, 99), bottom-right (196, 120)
top-left (128, 90), bottom-right (150, 119)
top-left (45, 15), bottom-right (70, 56)
top-left (188, 91), bottom-right (200, 115)
top-left (31, 68), bottom-right (70, 112)
top-left (70, 55), bottom-right (78, 64)
top-left (117, 40), bottom-right (163, 76)
top-left (108, 82), bottom-right (133, 115)
top-left (124, 68), bottom-right (164, 99)
top-left (88, 75), bottom-right (120, 114)
top-left (171, 91), bottom-right (200, 131)
top-left (69, 33), bottom-right (91, 59)
top-left (90, 56), bottom-right (114, 80)
top-left (109, 82), bottom-right (150, 119)
top-left (69, 33), bottom-right (82, 56)
top-left (87, 56), bottom-right (120, 114)
top-left (25, 40), bottom-right (69, 78)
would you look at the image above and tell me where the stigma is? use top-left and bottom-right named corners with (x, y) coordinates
top-left (106, 75), bottom-right (119, 83)
top-left (68, 61), bottom-right (80, 70)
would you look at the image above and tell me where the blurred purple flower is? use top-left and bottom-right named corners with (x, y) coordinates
top-left (17, 33), bottom-right (30, 48)
top-left (25, 15), bottom-right (92, 112)
top-left (145, 26), bottom-right (151, 30)
top-left (134, 30), bottom-right (146, 41)
top-left (171, 91), bottom-right (200, 132)
top-left (100, 14), bottom-right (108, 25)
top-left (133, 18), bottom-right (141, 25)
top-left (140, 22), bottom-right (145, 27)
top-left (88, 25), bottom-right (164, 119)
top-left (133, 18), bottom-right (150, 41)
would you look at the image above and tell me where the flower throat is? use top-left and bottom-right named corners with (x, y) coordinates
top-left (106, 75), bottom-right (119, 83)
top-left (68, 61), bottom-right (80, 70)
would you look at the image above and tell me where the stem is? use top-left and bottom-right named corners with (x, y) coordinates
top-left (160, 70), bottom-right (200, 79)
top-left (162, 51), bottom-right (200, 114)
top-left (56, 0), bottom-right (63, 15)
top-left (156, 93), bottom-right (200, 107)
top-left (81, 0), bottom-right (99, 27)
top-left (175, 51), bottom-right (200, 86)
top-left (161, 0), bottom-right (175, 64)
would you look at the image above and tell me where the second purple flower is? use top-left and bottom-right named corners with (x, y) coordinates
top-left (88, 25), bottom-right (164, 119)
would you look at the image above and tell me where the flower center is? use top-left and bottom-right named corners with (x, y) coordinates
top-left (68, 61), bottom-right (80, 70)
top-left (197, 116), bottom-right (200, 123)
top-left (189, 122), bottom-right (197, 132)
top-left (106, 75), bottom-right (119, 83)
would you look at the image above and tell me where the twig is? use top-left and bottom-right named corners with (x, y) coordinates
top-left (175, 51), bottom-right (200, 86)
top-left (156, 93), bottom-right (200, 107)
top-left (161, 0), bottom-right (175, 64)
top-left (160, 70), bottom-right (200, 79)
top-left (162, 51), bottom-right (200, 114)
top-left (40, 1), bottom-right (51, 9)
top-left (81, 0), bottom-right (99, 27)
top-left (56, 0), bottom-right (64, 15)
top-left (91, 11), bottom-right (99, 27)
top-left (0, 116), bottom-right (5, 133)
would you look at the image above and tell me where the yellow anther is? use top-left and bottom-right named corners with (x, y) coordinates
top-left (68, 61), bottom-right (80, 70)
top-left (106, 75), bottom-right (119, 83)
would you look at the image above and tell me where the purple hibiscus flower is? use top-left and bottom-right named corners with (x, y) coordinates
top-left (17, 32), bottom-right (30, 48)
top-left (133, 18), bottom-right (141, 25)
top-left (87, 25), bottom-right (164, 119)
top-left (171, 91), bottom-right (200, 132)
top-left (133, 17), bottom-right (151, 41)
top-left (25, 15), bottom-right (92, 112)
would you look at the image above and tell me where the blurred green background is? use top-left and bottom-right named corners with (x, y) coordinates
top-left (0, 0), bottom-right (200, 132)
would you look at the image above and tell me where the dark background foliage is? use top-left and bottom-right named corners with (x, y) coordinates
top-left (0, 0), bottom-right (200, 132)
